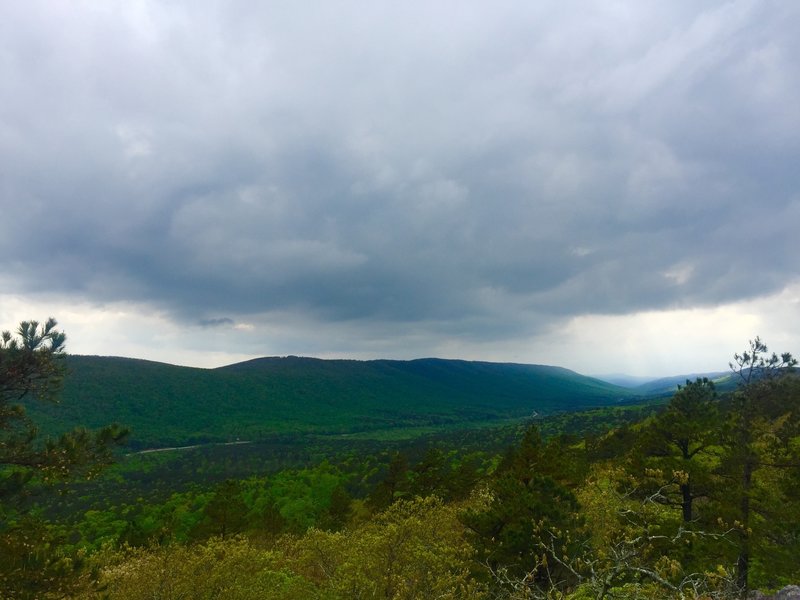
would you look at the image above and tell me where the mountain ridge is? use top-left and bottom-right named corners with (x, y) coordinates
top-left (25, 354), bottom-right (647, 449)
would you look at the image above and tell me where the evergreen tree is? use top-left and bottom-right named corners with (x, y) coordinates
top-left (636, 378), bottom-right (720, 523)
top-left (410, 447), bottom-right (448, 497)
top-left (718, 338), bottom-right (798, 596)
top-left (1, 319), bottom-right (127, 499)
top-left (1, 318), bottom-right (127, 597)
top-left (368, 451), bottom-right (409, 509)
top-left (195, 479), bottom-right (248, 539)
top-left (462, 425), bottom-right (586, 595)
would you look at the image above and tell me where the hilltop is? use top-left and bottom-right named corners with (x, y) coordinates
top-left (25, 355), bottom-right (640, 448)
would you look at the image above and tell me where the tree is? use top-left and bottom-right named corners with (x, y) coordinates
top-left (461, 426), bottom-right (586, 596)
top-left (194, 479), bottom-right (248, 539)
top-left (92, 536), bottom-right (315, 600)
top-left (720, 338), bottom-right (798, 596)
top-left (369, 451), bottom-right (409, 509)
top-left (284, 496), bottom-right (484, 599)
top-left (0, 318), bottom-right (128, 597)
top-left (636, 378), bottom-right (720, 523)
top-left (1, 319), bottom-right (127, 497)
top-left (409, 447), bottom-right (448, 498)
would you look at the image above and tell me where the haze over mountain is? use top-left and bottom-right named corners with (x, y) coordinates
top-left (595, 371), bottom-right (731, 391)
top-left (630, 371), bottom-right (734, 396)
top-left (592, 374), bottom-right (664, 388)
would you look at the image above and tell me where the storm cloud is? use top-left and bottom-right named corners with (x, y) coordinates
top-left (1, 1), bottom-right (799, 370)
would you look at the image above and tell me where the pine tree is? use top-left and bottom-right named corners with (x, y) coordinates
top-left (636, 378), bottom-right (720, 523)
top-left (1, 318), bottom-right (128, 597)
top-left (720, 338), bottom-right (798, 596)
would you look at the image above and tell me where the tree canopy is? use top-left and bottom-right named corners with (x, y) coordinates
top-left (3, 330), bottom-right (800, 599)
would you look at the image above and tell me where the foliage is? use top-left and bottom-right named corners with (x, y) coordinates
top-left (461, 426), bottom-right (587, 595)
top-left (1, 320), bottom-right (128, 499)
top-left (277, 496), bottom-right (485, 599)
top-left (716, 338), bottom-right (799, 594)
top-left (1, 319), bottom-right (128, 599)
top-left (87, 537), bottom-right (313, 600)
top-left (0, 515), bottom-right (91, 600)
top-left (86, 497), bottom-right (483, 600)
top-left (8, 332), bottom-right (800, 600)
top-left (634, 378), bottom-right (720, 523)
top-left (26, 355), bottom-right (639, 448)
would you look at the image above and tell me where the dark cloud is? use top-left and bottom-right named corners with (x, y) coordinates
top-left (198, 318), bottom-right (235, 328)
top-left (1, 1), bottom-right (799, 354)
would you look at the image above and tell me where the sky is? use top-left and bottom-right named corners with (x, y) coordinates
top-left (1, 1), bottom-right (799, 377)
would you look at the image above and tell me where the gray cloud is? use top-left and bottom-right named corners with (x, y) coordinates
top-left (2, 1), bottom-right (799, 355)
top-left (198, 317), bottom-right (235, 328)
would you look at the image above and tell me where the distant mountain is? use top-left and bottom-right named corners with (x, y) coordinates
top-left (25, 355), bottom-right (640, 448)
top-left (631, 371), bottom-right (734, 396)
top-left (591, 373), bottom-right (658, 388)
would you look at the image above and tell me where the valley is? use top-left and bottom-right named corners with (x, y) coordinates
top-left (28, 354), bottom-right (649, 448)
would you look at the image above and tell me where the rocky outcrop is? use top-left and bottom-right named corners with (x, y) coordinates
top-left (751, 585), bottom-right (800, 600)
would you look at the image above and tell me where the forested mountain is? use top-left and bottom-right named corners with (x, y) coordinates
top-left (4, 326), bottom-right (800, 599)
top-left (25, 355), bottom-right (639, 448)
top-left (594, 371), bottom-right (734, 393)
top-left (631, 370), bottom-right (733, 395)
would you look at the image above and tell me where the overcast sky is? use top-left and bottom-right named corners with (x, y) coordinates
top-left (2, 1), bottom-right (799, 376)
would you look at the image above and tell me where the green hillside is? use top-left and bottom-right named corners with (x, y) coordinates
top-left (632, 370), bottom-right (735, 396)
top-left (26, 355), bottom-right (639, 448)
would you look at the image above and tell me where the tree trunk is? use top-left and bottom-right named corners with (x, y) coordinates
top-left (736, 460), bottom-right (752, 597)
top-left (680, 483), bottom-right (692, 522)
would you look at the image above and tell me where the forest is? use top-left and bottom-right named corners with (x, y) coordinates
top-left (26, 354), bottom-right (645, 449)
top-left (2, 320), bottom-right (800, 599)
